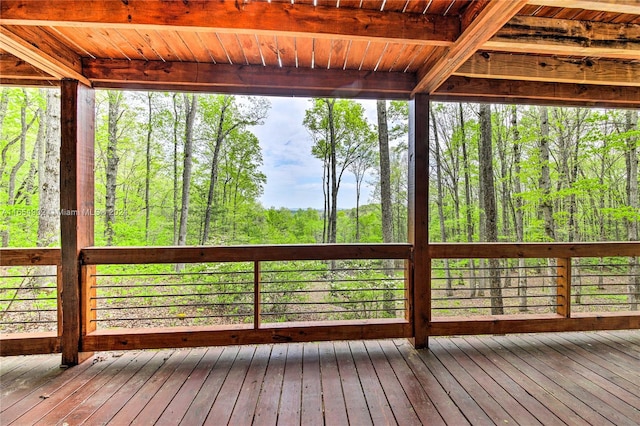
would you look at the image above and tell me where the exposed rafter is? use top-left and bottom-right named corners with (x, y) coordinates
top-left (82, 59), bottom-right (415, 99)
top-left (455, 52), bottom-right (640, 87)
top-left (433, 75), bottom-right (640, 108)
top-left (527, 0), bottom-right (640, 15)
top-left (0, 52), bottom-right (53, 80)
top-left (0, 26), bottom-right (90, 86)
top-left (0, 0), bottom-right (459, 46)
top-left (486, 16), bottom-right (640, 61)
top-left (413, 0), bottom-right (528, 95)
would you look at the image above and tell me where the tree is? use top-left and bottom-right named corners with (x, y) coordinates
top-left (105, 91), bottom-right (123, 246)
top-left (624, 110), bottom-right (639, 309)
top-left (479, 103), bottom-right (503, 315)
top-left (511, 105), bottom-right (528, 311)
top-left (177, 93), bottom-right (197, 248)
top-left (377, 100), bottom-right (394, 246)
top-left (200, 95), bottom-right (269, 244)
top-left (304, 99), bottom-right (373, 243)
top-left (37, 89), bottom-right (60, 248)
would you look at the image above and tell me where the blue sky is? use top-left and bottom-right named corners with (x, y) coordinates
top-left (249, 97), bottom-right (378, 210)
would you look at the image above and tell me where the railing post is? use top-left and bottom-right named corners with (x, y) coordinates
top-left (408, 94), bottom-right (430, 348)
top-left (82, 264), bottom-right (97, 336)
top-left (557, 257), bottom-right (571, 318)
top-left (254, 261), bottom-right (261, 329)
top-left (60, 79), bottom-right (95, 366)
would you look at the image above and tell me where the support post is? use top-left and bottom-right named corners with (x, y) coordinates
top-left (60, 79), bottom-right (95, 366)
top-left (557, 257), bottom-right (571, 318)
top-left (408, 94), bottom-right (430, 348)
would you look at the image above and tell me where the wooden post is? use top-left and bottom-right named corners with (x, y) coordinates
top-left (408, 94), bottom-right (430, 348)
top-left (254, 261), bottom-right (261, 329)
top-left (60, 79), bottom-right (95, 366)
top-left (557, 257), bottom-right (571, 318)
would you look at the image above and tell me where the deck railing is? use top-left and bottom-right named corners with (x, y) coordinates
top-left (79, 244), bottom-right (413, 351)
top-left (1, 242), bottom-right (638, 356)
top-left (429, 242), bottom-right (640, 336)
top-left (0, 248), bottom-right (61, 355)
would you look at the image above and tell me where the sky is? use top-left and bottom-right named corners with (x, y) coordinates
top-left (249, 97), bottom-right (379, 210)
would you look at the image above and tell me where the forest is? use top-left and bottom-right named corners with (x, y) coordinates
top-left (0, 87), bottom-right (638, 330)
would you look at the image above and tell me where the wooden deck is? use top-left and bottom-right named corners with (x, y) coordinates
top-left (1, 331), bottom-right (639, 425)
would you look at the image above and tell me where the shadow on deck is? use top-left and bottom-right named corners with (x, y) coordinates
top-left (1, 331), bottom-right (639, 425)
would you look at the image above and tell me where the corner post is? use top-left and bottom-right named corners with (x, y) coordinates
top-left (60, 79), bottom-right (95, 366)
top-left (408, 94), bottom-right (430, 348)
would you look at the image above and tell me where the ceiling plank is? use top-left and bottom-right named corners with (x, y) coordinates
top-left (455, 51), bottom-right (640, 87)
top-left (413, 0), bottom-right (528, 95)
top-left (0, 52), bottom-right (53, 79)
top-left (433, 75), bottom-right (640, 108)
top-left (0, 0), bottom-right (459, 46)
top-left (82, 59), bottom-right (415, 99)
top-left (485, 15), bottom-right (640, 60)
top-left (0, 26), bottom-right (90, 85)
top-left (527, 0), bottom-right (640, 15)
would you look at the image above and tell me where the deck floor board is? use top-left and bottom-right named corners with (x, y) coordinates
top-left (1, 330), bottom-right (639, 425)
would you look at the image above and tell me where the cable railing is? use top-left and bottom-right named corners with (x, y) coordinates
top-left (80, 244), bottom-right (413, 351)
top-left (0, 248), bottom-right (61, 356)
top-left (428, 242), bottom-right (640, 336)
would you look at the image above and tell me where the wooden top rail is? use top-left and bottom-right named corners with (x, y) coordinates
top-left (0, 248), bottom-right (61, 266)
top-left (81, 244), bottom-right (413, 265)
top-left (430, 242), bottom-right (640, 259)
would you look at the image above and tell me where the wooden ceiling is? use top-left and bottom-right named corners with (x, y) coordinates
top-left (0, 0), bottom-right (639, 107)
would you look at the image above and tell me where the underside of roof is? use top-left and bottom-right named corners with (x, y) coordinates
top-left (1, 0), bottom-right (639, 107)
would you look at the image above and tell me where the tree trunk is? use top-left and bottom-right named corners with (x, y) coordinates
top-left (172, 94), bottom-right (181, 245)
top-left (327, 99), bottom-right (338, 244)
top-left (511, 106), bottom-right (528, 312)
top-left (145, 93), bottom-right (153, 242)
top-left (459, 104), bottom-right (479, 298)
top-left (479, 104), bottom-right (503, 315)
top-left (177, 93), bottom-right (197, 249)
top-left (431, 105), bottom-right (453, 296)
top-left (202, 99), bottom-right (231, 244)
top-left (377, 100), bottom-right (394, 246)
top-left (625, 110), bottom-right (639, 310)
top-left (37, 89), bottom-right (60, 248)
top-left (538, 106), bottom-right (557, 301)
top-left (105, 91), bottom-right (122, 246)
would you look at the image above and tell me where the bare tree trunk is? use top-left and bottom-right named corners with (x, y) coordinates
top-left (37, 89), bottom-right (60, 248)
top-left (460, 104), bottom-right (479, 297)
top-left (479, 104), bottom-right (503, 315)
top-left (625, 110), bottom-right (639, 310)
top-left (177, 93), bottom-right (197, 248)
top-left (105, 91), bottom-right (122, 246)
top-left (538, 106), bottom-right (557, 302)
top-left (511, 106), bottom-right (528, 312)
top-left (431, 105), bottom-right (453, 296)
top-left (172, 94), bottom-right (181, 246)
top-left (145, 93), bottom-right (153, 242)
top-left (327, 99), bottom-right (338, 244)
top-left (377, 100), bottom-right (394, 246)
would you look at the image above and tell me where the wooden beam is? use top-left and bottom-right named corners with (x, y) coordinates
top-left (0, 1), bottom-right (459, 46)
top-left (486, 15), bottom-right (640, 61)
top-left (433, 76), bottom-right (640, 108)
top-left (408, 94), bottom-right (430, 349)
top-left (430, 312), bottom-right (640, 336)
top-left (413, 0), bottom-right (528, 95)
top-left (527, 0), bottom-right (640, 15)
top-left (0, 332), bottom-right (60, 356)
top-left (0, 26), bottom-right (89, 86)
top-left (429, 242), bottom-right (640, 259)
top-left (455, 52), bottom-right (640, 87)
top-left (60, 79), bottom-right (95, 367)
top-left (82, 320), bottom-right (412, 351)
top-left (0, 52), bottom-right (53, 79)
top-left (0, 248), bottom-right (60, 266)
top-left (81, 244), bottom-right (412, 265)
top-left (82, 59), bottom-right (416, 99)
